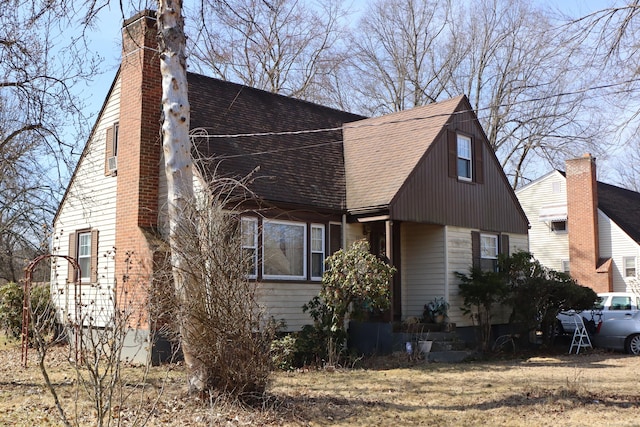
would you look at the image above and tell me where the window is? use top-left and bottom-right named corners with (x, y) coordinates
top-left (448, 130), bottom-right (483, 183)
top-left (263, 220), bottom-right (306, 279)
top-left (241, 217), bottom-right (258, 278)
top-left (561, 259), bottom-right (570, 274)
top-left (481, 234), bottom-right (498, 258)
top-left (550, 220), bottom-right (567, 232)
top-left (623, 257), bottom-right (637, 278)
top-left (78, 232), bottom-right (92, 281)
top-left (457, 134), bottom-right (472, 180)
top-left (311, 224), bottom-right (325, 280)
top-left (480, 233), bottom-right (498, 272)
top-left (472, 231), bottom-right (507, 272)
top-left (68, 229), bottom-right (98, 283)
top-left (610, 296), bottom-right (632, 311)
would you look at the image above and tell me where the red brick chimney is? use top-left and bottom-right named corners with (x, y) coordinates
top-left (566, 153), bottom-right (612, 292)
top-left (115, 10), bottom-right (162, 327)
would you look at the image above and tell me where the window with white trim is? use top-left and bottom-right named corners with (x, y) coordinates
top-left (77, 232), bottom-right (92, 282)
top-left (311, 224), bottom-right (325, 280)
top-left (480, 233), bottom-right (498, 272)
top-left (561, 259), bottom-right (570, 274)
top-left (457, 134), bottom-right (472, 180)
top-left (241, 217), bottom-right (258, 278)
top-left (623, 256), bottom-right (637, 278)
top-left (480, 234), bottom-right (498, 259)
top-left (263, 220), bottom-right (306, 279)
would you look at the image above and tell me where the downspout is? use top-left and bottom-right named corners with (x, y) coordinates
top-left (342, 214), bottom-right (347, 248)
top-left (444, 225), bottom-right (449, 303)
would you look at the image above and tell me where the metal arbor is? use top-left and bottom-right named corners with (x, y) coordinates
top-left (22, 254), bottom-right (81, 367)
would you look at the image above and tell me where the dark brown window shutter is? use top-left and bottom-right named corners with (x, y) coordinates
top-left (67, 232), bottom-right (77, 283)
top-left (329, 223), bottom-right (342, 255)
top-left (471, 230), bottom-right (480, 269)
top-left (500, 233), bottom-right (510, 256)
top-left (104, 126), bottom-right (114, 176)
top-left (90, 229), bottom-right (99, 283)
top-left (447, 130), bottom-right (457, 178)
top-left (473, 137), bottom-right (484, 184)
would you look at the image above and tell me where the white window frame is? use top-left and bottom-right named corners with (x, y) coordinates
top-left (77, 231), bottom-right (92, 282)
top-left (241, 217), bottom-right (258, 278)
top-left (561, 259), bottom-right (570, 274)
top-left (310, 224), bottom-right (325, 281)
top-left (262, 219), bottom-right (307, 280)
top-left (623, 256), bottom-right (637, 278)
top-left (480, 234), bottom-right (498, 260)
top-left (457, 134), bottom-right (472, 181)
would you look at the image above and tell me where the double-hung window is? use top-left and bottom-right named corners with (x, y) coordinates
top-left (480, 234), bottom-right (498, 272)
top-left (241, 217), bottom-right (258, 278)
top-left (263, 220), bottom-right (306, 280)
top-left (311, 224), bottom-right (325, 280)
top-left (457, 134), bottom-right (472, 181)
top-left (623, 257), bottom-right (637, 278)
top-left (77, 232), bottom-right (92, 282)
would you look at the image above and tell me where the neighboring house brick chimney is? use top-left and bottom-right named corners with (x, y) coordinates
top-left (115, 10), bottom-right (162, 326)
top-left (566, 153), bottom-right (612, 292)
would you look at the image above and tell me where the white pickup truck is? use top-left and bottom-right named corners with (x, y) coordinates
top-left (557, 292), bottom-right (640, 334)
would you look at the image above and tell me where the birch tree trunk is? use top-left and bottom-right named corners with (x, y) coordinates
top-left (157, 0), bottom-right (204, 392)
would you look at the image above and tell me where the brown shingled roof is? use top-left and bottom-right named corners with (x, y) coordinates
top-left (187, 73), bottom-right (365, 211)
top-left (343, 95), bottom-right (465, 211)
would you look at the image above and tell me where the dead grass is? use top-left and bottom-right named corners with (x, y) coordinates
top-left (2, 338), bottom-right (640, 426)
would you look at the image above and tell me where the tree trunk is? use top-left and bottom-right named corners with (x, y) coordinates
top-left (157, 0), bottom-right (203, 392)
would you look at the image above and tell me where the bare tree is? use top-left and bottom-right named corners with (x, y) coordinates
top-left (0, 4), bottom-right (98, 282)
top-left (566, 1), bottom-right (640, 189)
top-left (348, 0), bottom-right (453, 115)
top-left (350, 0), bottom-right (611, 188)
top-left (189, 0), bottom-right (350, 104)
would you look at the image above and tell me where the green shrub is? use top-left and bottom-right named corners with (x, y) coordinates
top-left (0, 281), bottom-right (57, 341)
top-left (0, 282), bottom-right (23, 338)
top-left (270, 334), bottom-right (297, 371)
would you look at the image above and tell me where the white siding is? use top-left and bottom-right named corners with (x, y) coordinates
top-left (598, 212), bottom-right (640, 292)
top-left (517, 171), bottom-right (640, 292)
top-left (51, 77), bottom-right (121, 327)
top-left (345, 222), bottom-right (365, 247)
top-left (257, 282), bottom-right (322, 331)
top-left (516, 171), bottom-right (569, 272)
top-left (444, 226), bottom-right (529, 327)
top-left (400, 223), bottom-right (446, 319)
top-left (445, 226), bottom-right (474, 326)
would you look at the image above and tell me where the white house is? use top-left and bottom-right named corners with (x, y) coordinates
top-left (516, 154), bottom-right (640, 293)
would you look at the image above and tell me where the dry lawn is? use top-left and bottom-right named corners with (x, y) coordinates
top-left (2, 337), bottom-right (640, 426)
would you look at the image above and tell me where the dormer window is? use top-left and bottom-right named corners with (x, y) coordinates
top-left (448, 130), bottom-right (484, 183)
top-left (457, 134), bottom-right (472, 181)
top-left (105, 122), bottom-right (119, 176)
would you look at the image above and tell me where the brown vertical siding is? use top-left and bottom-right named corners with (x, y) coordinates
top-left (390, 107), bottom-right (529, 234)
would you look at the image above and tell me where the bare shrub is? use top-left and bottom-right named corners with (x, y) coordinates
top-left (27, 251), bottom-right (165, 427)
top-left (165, 170), bottom-right (274, 399)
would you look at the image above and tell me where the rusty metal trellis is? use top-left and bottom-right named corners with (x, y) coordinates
top-left (22, 254), bottom-right (82, 367)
